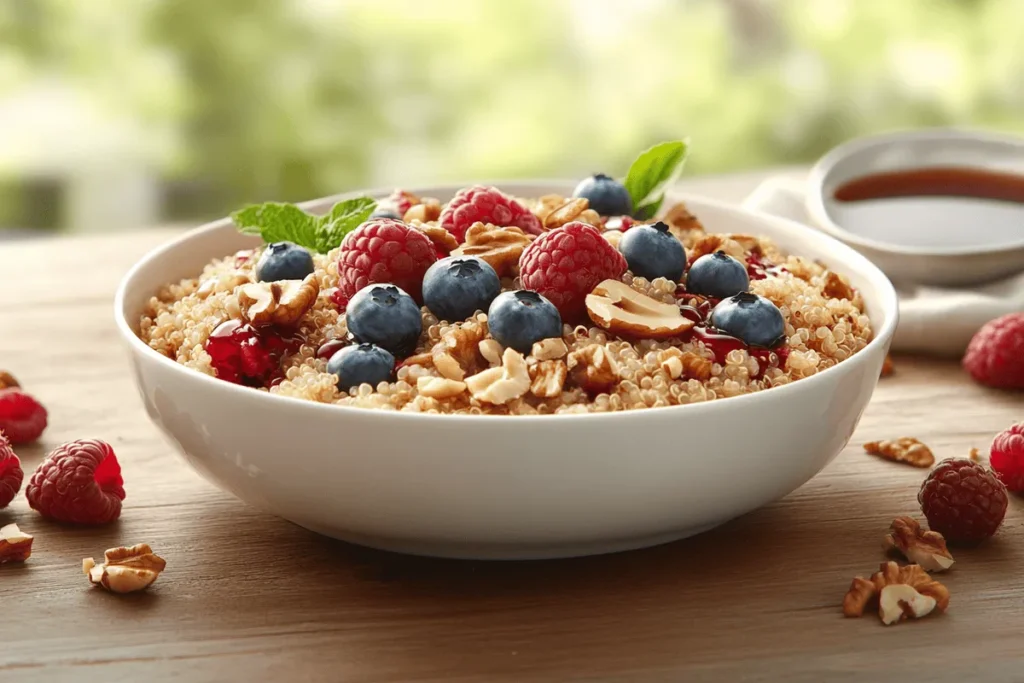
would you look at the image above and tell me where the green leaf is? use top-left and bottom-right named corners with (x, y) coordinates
top-left (632, 196), bottom-right (665, 221)
top-left (231, 203), bottom-right (319, 249)
top-left (623, 140), bottom-right (689, 217)
top-left (314, 196), bottom-right (377, 252)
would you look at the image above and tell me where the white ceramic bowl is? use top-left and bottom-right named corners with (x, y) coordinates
top-left (115, 183), bottom-right (898, 560)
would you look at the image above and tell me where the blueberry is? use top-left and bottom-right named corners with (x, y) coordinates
top-left (423, 256), bottom-right (501, 323)
top-left (255, 242), bottom-right (315, 282)
top-left (618, 221), bottom-right (686, 282)
top-left (327, 343), bottom-right (395, 392)
top-left (487, 290), bottom-right (562, 353)
top-left (710, 292), bottom-right (786, 348)
top-left (370, 205), bottom-right (402, 220)
top-left (572, 174), bottom-right (633, 216)
top-left (687, 251), bottom-right (750, 299)
top-left (346, 284), bottom-right (423, 357)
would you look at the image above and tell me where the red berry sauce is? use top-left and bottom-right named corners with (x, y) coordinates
top-left (746, 252), bottom-right (787, 281)
top-left (677, 299), bottom-right (788, 379)
top-left (205, 320), bottom-right (303, 387)
top-left (603, 216), bottom-right (635, 232)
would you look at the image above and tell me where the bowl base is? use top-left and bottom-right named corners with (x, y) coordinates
top-left (293, 520), bottom-right (724, 560)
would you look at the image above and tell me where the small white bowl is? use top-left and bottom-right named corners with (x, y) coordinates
top-left (115, 183), bottom-right (897, 560)
top-left (806, 128), bottom-right (1024, 287)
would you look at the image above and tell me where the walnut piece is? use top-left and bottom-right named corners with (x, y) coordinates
top-left (883, 516), bottom-right (954, 572)
top-left (452, 223), bottom-right (533, 278)
top-left (0, 371), bottom-right (20, 390)
top-left (567, 344), bottom-right (619, 393)
top-left (83, 543), bottom-right (167, 594)
top-left (843, 561), bottom-right (949, 625)
top-left (238, 274), bottom-right (319, 327)
top-left (197, 271), bottom-right (250, 300)
top-left (413, 223), bottom-right (459, 256)
top-left (863, 437), bottom-right (935, 468)
top-left (969, 447), bottom-right (980, 461)
top-left (543, 197), bottom-right (600, 229)
top-left (880, 354), bottom-right (894, 377)
top-left (531, 337), bottom-right (568, 361)
top-left (658, 348), bottom-right (711, 381)
top-left (586, 279), bottom-right (694, 340)
top-left (689, 237), bottom-right (748, 265)
top-left (416, 376), bottom-right (467, 399)
top-left (465, 348), bottom-right (531, 405)
top-left (403, 198), bottom-right (442, 223)
top-left (822, 270), bottom-right (855, 301)
top-left (662, 202), bottom-right (705, 235)
top-left (478, 339), bottom-right (504, 366)
top-left (530, 360), bottom-right (567, 398)
top-left (0, 523), bottom-right (33, 564)
top-left (431, 318), bottom-right (488, 381)
top-left (602, 229), bottom-right (624, 250)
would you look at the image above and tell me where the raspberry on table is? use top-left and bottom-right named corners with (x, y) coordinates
top-left (0, 388), bottom-right (48, 445)
top-left (519, 221), bottom-right (628, 321)
top-left (337, 218), bottom-right (437, 303)
top-left (0, 432), bottom-right (24, 509)
top-left (26, 439), bottom-right (126, 525)
top-left (962, 313), bottom-right (1024, 390)
top-left (439, 185), bottom-right (543, 242)
top-left (990, 422), bottom-right (1024, 492)
top-left (918, 458), bottom-right (1007, 544)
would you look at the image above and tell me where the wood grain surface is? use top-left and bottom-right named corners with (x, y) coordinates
top-left (1, 175), bottom-right (1022, 683)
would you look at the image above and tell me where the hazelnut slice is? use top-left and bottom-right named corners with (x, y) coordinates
top-left (585, 279), bottom-right (694, 340)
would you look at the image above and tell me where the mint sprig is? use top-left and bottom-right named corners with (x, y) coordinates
top-left (231, 196), bottom-right (377, 253)
top-left (623, 140), bottom-right (689, 220)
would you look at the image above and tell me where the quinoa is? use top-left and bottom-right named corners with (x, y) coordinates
top-left (137, 198), bottom-right (872, 415)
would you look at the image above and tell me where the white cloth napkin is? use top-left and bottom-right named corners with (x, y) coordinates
top-left (742, 176), bottom-right (1024, 357)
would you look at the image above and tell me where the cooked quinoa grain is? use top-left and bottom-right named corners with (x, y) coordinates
top-left (138, 199), bottom-right (872, 415)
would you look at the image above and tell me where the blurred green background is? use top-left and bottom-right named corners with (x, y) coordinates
top-left (1, 0), bottom-right (1023, 235)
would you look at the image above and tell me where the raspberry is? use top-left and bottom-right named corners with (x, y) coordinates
top-left (337, 218), bottom-right (437, 303)
top-left (439, 185), bottom-right (543, 242)
top-left (0, 389), bottom-right (48, 444)
top-left (0, 432), bottom-right (24, 509)
top-left (327, 287), bottom-right (349, 313)
top-left (26, 439), bottom-right (125, 525)
top-left (205, 320), bottom-right (302, 387)
top-left (962, 313), bottom-right (1024, 389)
top-left (519, 221), bottom-right (628, 321)
top-left (918, 458), bottom-right (1007, 544)
top-left (990, 422), bottom-right (1024, 491)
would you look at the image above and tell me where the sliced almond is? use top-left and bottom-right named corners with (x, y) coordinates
top-left (585, 279), bottom-right (694, 340)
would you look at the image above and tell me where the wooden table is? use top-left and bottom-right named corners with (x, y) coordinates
top-left (2, 172), bottom-right (1022, 683)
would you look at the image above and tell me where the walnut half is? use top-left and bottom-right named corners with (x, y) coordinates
top-left (863, 437), bottom-right (935, 468)
top-left (883, 516), bottom-right (954, 572)
top-left (83, 543), bottom-right (167, 594)
top-left (238, 274), bottom-right (319, 327)
top-left (843, 561), bottom-right (949, 625)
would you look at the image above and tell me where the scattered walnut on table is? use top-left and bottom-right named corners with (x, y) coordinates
top-left (83, 543), bottom-right (167, 594)
top-left (969, 447), bottom-right (981, 462)
top-left (0, 523), bottom-right (33, 564)
top-left (843, 561), bottom-right (950, 625)
top-left (880, 354), bottom-right (894, 378)
top-left (0, 371), bottom-right (20, 390)
top-left (863, 437), bottom-right (935, 468)
top-left (237, 274), bottom-right (319, 327)
top-left (882, 516), bottom-right (955, 572)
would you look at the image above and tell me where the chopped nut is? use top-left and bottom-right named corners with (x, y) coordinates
top-left (0, 371), bottom-right (20, 390)
top-left (602, 229), bottom-right (623, 250)
top-left (465, 348), bottom-right (531, 404)
top-left (567, 344), bottom-right (619, 393)
top-left (531, 337), bottom-right (568, 361)
top-left (543, 198), bottom-right (600, 229)
top-left (883, 516), bottom-right (954, 572)
top-left (83, 543), bottom-right (167, 594)
top-left (843, 561), bottom-right (949, 624)
top-left (822, 271), bottom-right (855, 301)
top-left (663, 202), bottom-right (705, 234)
top-left (586, 279), bottom-right (694, 340)
top-left (403, 198), bottom-right (442, 223)
top-left (413, 223), bottom-right (459, 256)
top-left (863, 437), bottom-right (935, 468)
top-left (452, 223), bottom-right (533, 278)
top-left (880, 354), bottom-right (894, 377)
top-left (238, 274), bottom-right (319, 327)
top-left (661, 354), bottom-right (684, 380)
top-left (431, 318), bottom-right (488, 381)
top-left (689, 237), bottom-right (748, 265)
top-left (197, 271), bottom-right (250, 300)
top-left (401, 352), bottom-right (434, 368)
top-left (0, 523), bottom-right (33, 564)
top-left (969, 447), bottom-right (980, 461)
top-left (680, 351), bottom-right (713, 381)
top-left (478, 339), bottom-right (504, 366)
top-left (725, 233), bottom-right (763, 254)
top-left (530, 360), bottom-right (567, 398)
top-left (416, 376), bottom-right (467, 399)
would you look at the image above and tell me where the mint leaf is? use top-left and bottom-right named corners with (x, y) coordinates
top-left (315, 196), bottom-right (377, 253)
top-left (632, 196), bottom-right (664, 221)
top-left (623, 140), bottom-right (689, 218)
top-left (231, 203), bottom-right (318, 248)
top-left (231, 196), bottom-right (377, 253)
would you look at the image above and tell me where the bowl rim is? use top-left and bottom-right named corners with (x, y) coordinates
top-left (114, 183), bottom-right (899, 424)
top-left (806, 127), bottom-right (1024, 257)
